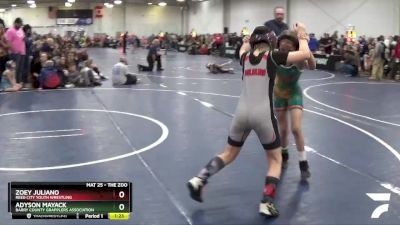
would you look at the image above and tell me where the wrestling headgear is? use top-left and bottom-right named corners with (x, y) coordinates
top-left (249, 26), bottom-right (277, 49)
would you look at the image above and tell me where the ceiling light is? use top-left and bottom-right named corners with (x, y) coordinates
top-left (158, 2), bottom-right (167, 6)
top-left (29, 3), bottom-right (37, 8)
top-left (148, 2), bottom-right (153, 5)
top-left (177, 0), bottom-right (185, 2)
top-left (27, 0), bottom-right (35, 4)
top-left (11, 4), bottom-right (17, 7)
top-left (0, 9), bottom-right (5, 13)
top-left (67, 0), bottom-right (75, 2)
top-left (105, 3), bottom-right (114, 8)
top-left (65, 2), bottom-right (72, 7)
top-left (114, 0), bottom-right (122, 4)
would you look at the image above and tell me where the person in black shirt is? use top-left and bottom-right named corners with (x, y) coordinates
top-left (319, 33), bottom-right (334, 54)
top-left (23, 24), bottom-right (33, 88)
top-left (31, 52), bottom-right (49, 88)
top-left (122, 31), bottom-right (128, 54)
top-left (264, 7), bottom-right (289, 36)
top-left (138, 39), bottom-right (161, 72)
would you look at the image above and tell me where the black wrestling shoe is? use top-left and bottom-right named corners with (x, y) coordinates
top-left (259, 197), bottom-right (280, 217)
top-left (187, 177), bottom-right (207, 203)
top-left (299, 160), bottom-right (311, 180)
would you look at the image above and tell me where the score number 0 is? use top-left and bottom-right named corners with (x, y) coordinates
top-left (119, 191), bottom-right (125, 211)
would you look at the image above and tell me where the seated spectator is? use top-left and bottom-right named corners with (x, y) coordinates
top-left (1, 60), bottom-right (22, 91)
top-left (53, 56), bottom-right (72, 87)
top-left (31, 52), bottom-right (49, 88)
top-left (41, 38), bottom-right (55, 56)
top-left (188, 41), bottom-right (201, 55)
top-left (73, 49), bottom-right (106, 80)
top-left (80, 59), bottom-right (102, 87)
top-left (66, 51), bottom-right (78, 67)
top-left (199, 44), bottom-right (210, 55)
top-left (66, 63), bottom-right (80, 86)
top-left (112, 57), bottom-right (138, 85)
top-left (341, 50), bottom-right (359, 77)
top-left (38, 60), bottom-right (61, 89)
top-left (213, 33), bottom-right (224, 49)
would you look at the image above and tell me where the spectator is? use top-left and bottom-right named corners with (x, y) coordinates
top-left (338, 35), bottom-right (346, 49)
top-left (391, 38), bottom-right (400, 79)
top-left (331, 30), bottom-right (339, 41)
top-left (213, 33), bottom-right (224, 49)
top-left (319, 33), bottom-right (334, 54)
top-left (0, 22), bottom-right (9, 83)
top-left (112, 57), bottom-right (138, 85)
top-left (199, 44), bottom-right (210, 55)
top-left (1, 60), bottom-right (21, 91)
top-left (79, 59), bottom-right (101, 87)
top-left (122, 31), bottom-right (128, 54)
top-left (41, 38), bottom-right (55, 56)
top-left (66, 51), bottom-right (78, 68)
top-left (5, 18), bottom-right (26, 86)
top-left (341, 50), bottom-right (359, 77)
top-left (359, 37), bottom-right (369, 72)
top-left (384, 36), bottom-right (392, 62)
top-left (31, 52), bottom-right (49, 88)
top-left (23, 24), bottom-right (33, 89)
top-left (264, 6), bottom-right (288, 36)
top-left (38, 60), bottom-right (61, 89)
top-left (370, 36), bottom-right (385, 80)
top-left (53, 56), bottom-right (70, 87)
top-left (308, 33), bottom-right (319, 52)
top-left (364, 42), bottom-right (375, 73)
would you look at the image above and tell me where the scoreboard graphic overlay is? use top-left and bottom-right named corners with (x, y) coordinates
top-left (9, 182), bottom-right (132, 220)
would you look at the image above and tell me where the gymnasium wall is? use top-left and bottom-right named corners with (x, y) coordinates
top-left (188, 0), bottom-right (400, 38)
top-left (187, 0), bottom-right (224, 34)
top-left (187, 0), bottom-right (286, 35)
top-left (288, 0), bottom-right (400, 37)
top-left (1, 0), bottom-right (399, 38)
top-left (125, 4), bottom-right (183, 37)
top-left (226, 0), bottom-right (286, 34)
top-left (0, 3), bottom-right (183, 37)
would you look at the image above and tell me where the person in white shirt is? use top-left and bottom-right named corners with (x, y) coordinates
top-left (112, 57), bottom-right (138, 85)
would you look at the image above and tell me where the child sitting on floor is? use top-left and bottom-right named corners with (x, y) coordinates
top-left (1, 60), bottom-right (22, 92)
top-left (38, 60), bottom-right (61, 89)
